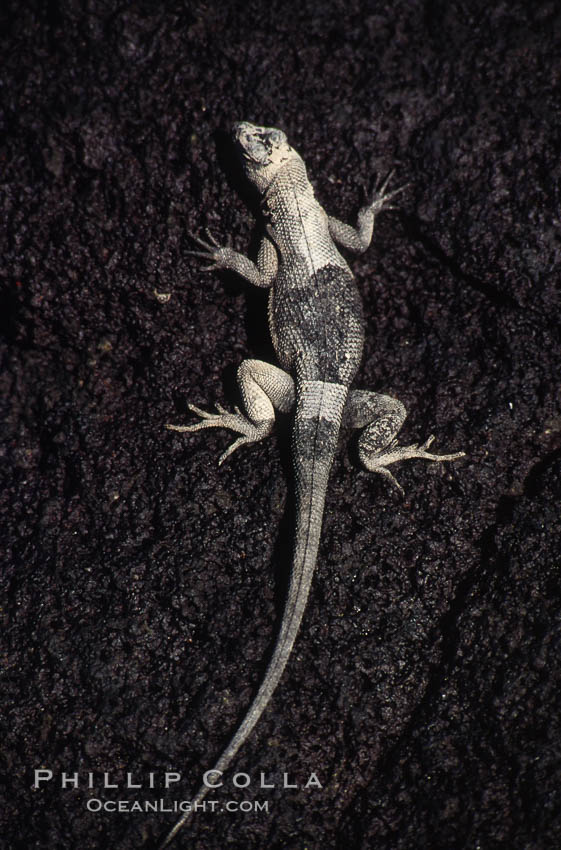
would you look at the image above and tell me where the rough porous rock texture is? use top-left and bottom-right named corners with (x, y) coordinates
top-left (2, 1), bottom-right (560, 848)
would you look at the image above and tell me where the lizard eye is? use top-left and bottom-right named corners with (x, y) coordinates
top-left (268, 129), bottom-right (286, 146)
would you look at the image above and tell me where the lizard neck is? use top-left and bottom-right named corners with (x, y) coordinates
top-left (261, 157), bottom-right (315, 218)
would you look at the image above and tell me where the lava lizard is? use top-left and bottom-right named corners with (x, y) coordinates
top-left (160, 121), bottom-right (465, 847)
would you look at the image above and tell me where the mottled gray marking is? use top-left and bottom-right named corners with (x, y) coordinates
top-left (272, 264), bottom-right (364, 383)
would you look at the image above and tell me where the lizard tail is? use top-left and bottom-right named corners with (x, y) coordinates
top-left (157, 381), bottom-right (348, 849)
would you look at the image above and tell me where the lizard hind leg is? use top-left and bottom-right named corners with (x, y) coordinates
top-left (166, 359), bottom-right (295, 466)
top-left (346, 389), bottom-right (465, 496)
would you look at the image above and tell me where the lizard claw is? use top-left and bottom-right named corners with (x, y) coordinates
top-left (375, 169), bottom-right (395, 196)
top-left (165, 402), bottom-right (273, 464)
top-left (406, 434), bottom-right (465, 463)
top-left (204, 228), bottom-right (221, 248)
top-left (375, 466), bottom-right (406, 497)
top-left (186, 229), bottom-right (227, 266)
top-left (360, 433), bottom-right (465, 493)
top-left (187, 229), bottom-right (238, 273)
top-left (369, 172), bottom-right (410, 216)
top-left (187, 230), bottom-right (213, 250)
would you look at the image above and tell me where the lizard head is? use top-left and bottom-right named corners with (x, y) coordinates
top-left (233, 122), bottom-right (301, 192)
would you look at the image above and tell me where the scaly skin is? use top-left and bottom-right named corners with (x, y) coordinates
top-left (160, 122), bottom-right (464, 848)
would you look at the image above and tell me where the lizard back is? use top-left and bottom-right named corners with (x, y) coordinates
top-left (264, 159), bottom-right (365, 385)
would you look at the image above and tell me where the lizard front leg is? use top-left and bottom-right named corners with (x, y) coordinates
top-left (346, 389), bottom-right (465, 495)
top-left (328, 171), bottom-right (409, 254)
top-left (188, 230), bottom-right (278, 288)
top-left (166, 360), bottom-right (295, 465)
top-left (169, 228), bottom-right (285, 463)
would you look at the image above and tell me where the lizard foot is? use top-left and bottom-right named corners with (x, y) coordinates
top-left (166, 403), bottom-right (272, 465)
top-left (360, 435), bottom-right (466, 496)
top-left (186, 229), bottom-right (235, 272)
top-left (368, 170), bottom-right (410, 215)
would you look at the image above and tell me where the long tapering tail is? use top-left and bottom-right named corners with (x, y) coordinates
top-left (157, 381), bottom-right (348, 849)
